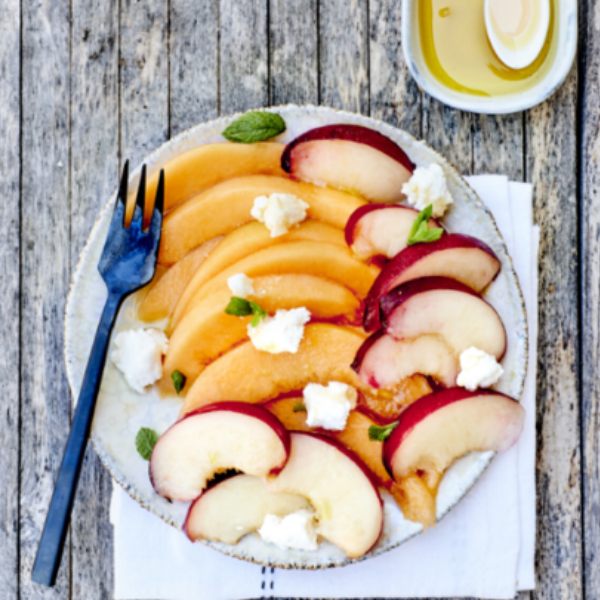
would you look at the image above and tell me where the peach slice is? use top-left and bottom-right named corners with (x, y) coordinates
top-left (263, 397), bottom-right (314, 433)
top-left (383, 389), bottom-right (525, 480)
top-left (266, 432), bottom-right (383, 558)
top-left (181, 324), bottom-right (369, 415)
top-left (173, 241), bottom-right (379, 328)
top-left (137, 237), bottom-right (222, 322)
top-left (381, 277), bottom-right (507, 359)
top-left (345, 204), bottom-right (441, 261)
top-left (364, 233), bottom-right (501, 331)
top-left (133, 142), bottom-right (286, 222)
top-left (171, 221), bottom-right (346, 326)
top-left (149, 402), bottom-right (290, 502)
top-left (353, 331), bottom-right (459, 389)
top-left (185, 474), bottom-right (310, 545)
top-left (159, 174), bottom-right (365, 265)
top-left (281, 124), bottom-right (414, 203)
top-left (164, 275), bottom-right (362, 387)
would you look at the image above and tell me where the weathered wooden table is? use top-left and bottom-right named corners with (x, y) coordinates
top-left (0, 0), bottom-right (596, 598)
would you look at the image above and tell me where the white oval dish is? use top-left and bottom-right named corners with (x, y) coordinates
top-left (402, 0), bottom-right (577, 115)
top-left (64, 105), bottom-right (528, 569)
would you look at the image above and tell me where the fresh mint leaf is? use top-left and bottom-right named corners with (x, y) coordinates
top-left (249, 301), bottom-right (267, 327)
top-left (171, 370), bottom-right (186, 395)
top-left (136, 427), bottom-right (159, 460)
top-left (225, 296), bottom-right (253, 317)
top-left (293, 402), bottom-right (307, 413)
top-left (368, 421), bottom-right (399, 442)
top-left (222, 111), bottom-right (286, 143)
top-left (407, 204), bottom-right (444, 246)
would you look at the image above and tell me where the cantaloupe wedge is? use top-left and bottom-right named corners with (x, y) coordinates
top-left (180, 324), bottom-right (369, 415)
top-left (172, 221), bottom-right (345, 324)
top-left (262, 397), bottom-right (314, 433)
top-left (389, 475), bottom-right (437, 529)
top-left (158, 175), bottom-right (366, 265)
top-left (137, 238), bottom-right (222, 322)
top-left (163, 275), bottom-right (362, 387)
top-left (128, 143), bottom-right (286, 222)
top-left (172, 241), bottom-right (380, 329)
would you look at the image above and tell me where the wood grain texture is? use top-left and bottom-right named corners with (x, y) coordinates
top-left (169, 0), bottom-right (218, 136)
top-left (368, 0), bottom-right (421, 138)
top-left (269, 0), bottom-right (318, 106)
top-left (319, 0), bottom-right (369, 113)
top-left (0, 1), bottom-right (20, 598)
top-left (69, 1), bottom-right (119, 598)
top-left (581, 0), bottom-right (600, 592)
top-left (526, 66), bottom-right (583, 600)
top-left (120, 0), bottom-right (169, 166)
top-left (219, 0), bottom-right (268, 115)
top-left (20, 0), bottom-right (72, 598)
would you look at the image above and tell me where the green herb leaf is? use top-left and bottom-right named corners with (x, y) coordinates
top-left (136, 427), bottom-right (159, 460)
top-left (293, 402), bottom-right (307, 413)
top-left (249, 301), bottom-right (267, 327)
top-left (225, 296), bottom-right (254, 317)
top-left (222, 111), bottom-right (286, 144)
top-left (171, 370), bottom-right (186, 395)
top-left (407, 205), bottom-right (444, 246)
top-left (368, 421), bottom-right (399, 442)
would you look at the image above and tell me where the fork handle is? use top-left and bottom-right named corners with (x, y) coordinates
top-left (32, 291), bottom-right (124, 587)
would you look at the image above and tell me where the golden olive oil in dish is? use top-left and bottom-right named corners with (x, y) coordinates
top-left (419, 0), bottom-right (558, 97)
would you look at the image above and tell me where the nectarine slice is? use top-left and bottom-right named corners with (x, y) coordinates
top-left (137, 237), bottom-right (222, 322)
top-left (181, 324), bottom-right (369, 415)
top-left (159, 174), bottom-right (366, 265)
top-left (185, 474), bottom-right (310, 545)
top-left (164, 275), bottom-right (362, 387)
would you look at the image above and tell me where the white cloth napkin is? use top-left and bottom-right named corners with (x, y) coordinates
top-left (110, 175), bottom-right (539, 600)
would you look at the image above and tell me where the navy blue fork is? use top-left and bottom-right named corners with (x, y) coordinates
top-left (31, 161), bottom-right (165, 587)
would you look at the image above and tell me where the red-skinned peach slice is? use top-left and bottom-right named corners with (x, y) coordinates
top-left (345, 204), bottom-right (441, 261)
top-left (282, 125), bottom-right (414, 203)
top-left (363, 234), bottom-right (501, 331)
top-left (383, 389), bottom-right (525, 480)
top-left (352, 331), bottom-right (459, 389)
top-left (149, 402), bottom-right (290, 502)
top-left (380, 277), bottom-right (507, 359)
top-left (184, 474), bottom-right (310, 545)
top-left (266, 431), bottom-right (383, 558)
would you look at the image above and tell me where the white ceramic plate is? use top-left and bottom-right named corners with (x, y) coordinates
top-left (65, 105), bottom-right (528, 569)
top-left (402, 0), bottom-right (577, 114)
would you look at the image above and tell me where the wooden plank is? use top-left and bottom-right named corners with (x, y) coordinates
top-left (219, 0), bottom-right (268, 115)
top-left (581, 0), bottom-right (600, 593)
top-left (368, 0), bottom-right (421, 137)
top-left (20, 0), bottom-right (72, 598)
top-left (169, 0), bottom-right (218, 136)
top-left (69, 1), bottom-right (119, 598)
top-left (120, 0), bottom-right (169, 166)
top-left (269, 0), bottom-right (318, 106)
top-left (319, 0), bottom-right (369, 113)
top-left (0, 1), bottom-right (20, 598)
top-left (526, 67), bottom-right (582, 599)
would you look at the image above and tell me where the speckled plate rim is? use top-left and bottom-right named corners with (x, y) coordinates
top-left (65, 104), bottom-right (528, 569)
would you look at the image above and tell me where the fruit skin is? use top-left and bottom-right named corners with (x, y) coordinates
top-left (382, 389), bottom-right (525, 480)
top-left (344, 204), bottom-right (441, 261)
top-left (184, 474), bottom-right (310, 545)
top-left (363, 234), bottom-right (501, 331)
top-left (266, 431), bottom-right (384, 558)
top-left (158, 175), bottom-right (365, 265)
top-left (281, 124), bottom-right (415, 174)
top-left (149, 402), bottom-right (290, 501)
top-left (379, 277), bottom-right (507, 360)
top-left (180, 324), bottom-right (370, 416)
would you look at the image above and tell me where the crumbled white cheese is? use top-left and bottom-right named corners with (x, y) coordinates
top-left (247, 307), bottom-right (311, 354)
top-left (110, 328), bottom-right (169, 394)
top-left (258, 510), bottom-right (319, 551)
top-left (456, 347), bottom-right (504, 391)
top-left (227, 273), bottom-right (255, 298)
top-left (250, 193), bottom-right (310, 237)
top-left (402, 163), bottom-right (454, 218)
top-left (303, 381), bottom-right (358, 431)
